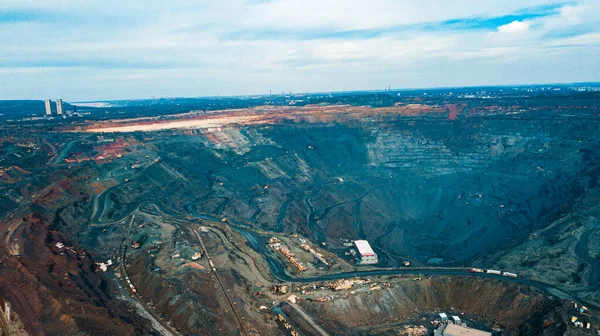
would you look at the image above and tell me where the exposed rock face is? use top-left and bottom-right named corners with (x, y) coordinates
top-left (105, 112), bottom-right (599, 269)
top-left (0, 164), bottom-right (155, 335)
top-left (2, 95), bottom-right (599, 334)
top-left (299, 277), bottom-right (567, 335)
top-left (0, 212), bottom-right (154, 335)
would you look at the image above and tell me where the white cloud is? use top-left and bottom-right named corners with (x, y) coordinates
top-left (242, 0), bottom-right (566, 31)
top-left (0, 0), bottom-right (598, 100)
top-left (498, 20), bottom-right (531, 33)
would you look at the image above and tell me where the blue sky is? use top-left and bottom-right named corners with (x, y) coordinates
top-left (0, 0), bottom-right (599, 101)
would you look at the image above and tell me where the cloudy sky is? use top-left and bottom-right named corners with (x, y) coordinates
top-left (1, 0), bottom-right (599, 101)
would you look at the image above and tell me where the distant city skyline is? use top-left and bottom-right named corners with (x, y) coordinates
top-left (1, 0), bottom-right (599, 101)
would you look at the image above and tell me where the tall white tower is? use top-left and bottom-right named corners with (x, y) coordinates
top-left (44, 99), bottom-right (52, 116)
top-left (56, 99), bottom-right (63, 115)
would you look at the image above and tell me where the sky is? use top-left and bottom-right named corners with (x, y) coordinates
top-left (0, 0), bottom-right (599, 101)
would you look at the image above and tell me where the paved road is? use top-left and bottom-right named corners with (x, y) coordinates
top-left (92, 196), bottom-right (600, 335)
top-left (94, 199), bottom-right (600, 336)
top-left (151, 202), bottom-right (600, 311)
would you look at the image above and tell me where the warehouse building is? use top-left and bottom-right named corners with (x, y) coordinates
top-left (353, 240), bottom-right (378, 265)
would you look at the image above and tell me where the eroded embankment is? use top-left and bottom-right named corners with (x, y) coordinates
top-left (299, 276), bottom-right (568, 335)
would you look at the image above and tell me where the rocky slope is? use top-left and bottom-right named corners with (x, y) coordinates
top-left (297, 276), bottom-right (569, 335)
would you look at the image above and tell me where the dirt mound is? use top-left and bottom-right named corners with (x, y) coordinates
top-left (299, 276), bottom-right (567, 335)
top-left (0, 212), bottom-right (154, 335)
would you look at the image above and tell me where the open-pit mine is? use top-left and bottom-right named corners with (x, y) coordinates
top-left (0, 88), bottom-right (599, 335)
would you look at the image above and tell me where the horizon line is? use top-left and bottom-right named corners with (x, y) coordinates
top-left (2, 81), bottom-right (599, 104)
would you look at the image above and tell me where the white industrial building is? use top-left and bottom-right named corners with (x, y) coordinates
top-left (56, 99), bottom-right (63, 115)
top-left (44, 99), bottom-right (52, 116)
top-left (353, 240), bottom-right (378, 265)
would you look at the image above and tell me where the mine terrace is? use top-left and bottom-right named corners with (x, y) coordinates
top-left (0, 87), bottom-right (599, 335)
